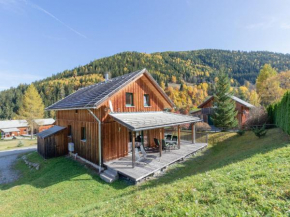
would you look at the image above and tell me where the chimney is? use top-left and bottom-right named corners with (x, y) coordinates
top-left (105, 73), bottom-right (109, 82)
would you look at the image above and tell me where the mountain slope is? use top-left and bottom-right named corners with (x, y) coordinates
top-left (1, 49), bottom-right (290, 119)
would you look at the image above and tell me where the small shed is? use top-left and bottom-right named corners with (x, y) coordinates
top-left (37, 126), bottom-right (68, 159)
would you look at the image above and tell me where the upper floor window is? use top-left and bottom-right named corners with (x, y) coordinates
top-left (81, 127), bottom-right (86, 141)
top-left (144, 94), bottom-right (150, 107)
top-left (126, 92), bottom-right (134, 107)
top-left (68, 125), bottom-right (72, 136)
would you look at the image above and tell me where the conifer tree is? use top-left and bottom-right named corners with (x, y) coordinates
top-left (18, 84), bottom-right (45, 139)
top-left (212, 71), bottom-right (238, 130)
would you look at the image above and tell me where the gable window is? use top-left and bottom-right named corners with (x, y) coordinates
top-left (126, 93), bottom-right (134, 107)
top-left (144, 94), bottom-right (150, 107)
top-left (68, 125), bottom-right (72, 136)
top-left (81, 127), bottom-right (86, 141)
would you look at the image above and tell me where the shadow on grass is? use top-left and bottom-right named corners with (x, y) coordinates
top-left (136, 128), bottom-right (289, 190)
top-left (0, 152), bottom-right (129, 191)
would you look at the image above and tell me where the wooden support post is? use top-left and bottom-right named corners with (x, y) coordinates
top-left (192, 123), bottom-right (196, 144)
top-left (132, 131), bottom-right (135, 168)
top-left (178, 125), bottom-right (181, 149)
top-left (159, 128), bottom-right (162, 157)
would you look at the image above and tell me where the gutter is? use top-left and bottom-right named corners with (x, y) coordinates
top-left (87, 109), bottom-right (102, 173)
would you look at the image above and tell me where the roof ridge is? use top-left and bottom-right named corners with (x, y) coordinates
top-left (86, 69), bottom-right (146, 108)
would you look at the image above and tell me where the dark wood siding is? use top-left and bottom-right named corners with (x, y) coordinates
top-left (56, 109), bottom-right (100, 165)
top-left (37, 129), bottom-right (68, 159)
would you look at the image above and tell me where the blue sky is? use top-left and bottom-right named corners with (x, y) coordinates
top-left (1, 0), bottom-right (290, 90)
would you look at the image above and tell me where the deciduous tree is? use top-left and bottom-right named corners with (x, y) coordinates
top-left (18, 84), bottom-right (45, 139)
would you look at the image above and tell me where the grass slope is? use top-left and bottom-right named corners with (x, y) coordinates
top-left (0, 139), bottom-right (36, 151)
top-left (0, 128), bottom-right (289, 216)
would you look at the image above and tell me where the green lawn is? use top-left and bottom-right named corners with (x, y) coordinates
top-left (0, 139), bottom-right (36, 151)
top-left (0, 128), bottom-right (289, 216)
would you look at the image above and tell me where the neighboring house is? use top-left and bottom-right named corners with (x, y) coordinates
top-left (43, 69), bottom-right (203, 181)
top-left (33, 118), bottom-right (55, 134)
top-left (0, 120), bottom-right (28, 137)
top-left (191, 95), bottom-right (254, 127)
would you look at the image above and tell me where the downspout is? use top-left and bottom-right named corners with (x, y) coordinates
top-left (87, 109), bottom-right (102, 173)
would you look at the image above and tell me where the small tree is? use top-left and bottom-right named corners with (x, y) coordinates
top-left (18, 84), bottom-right (45, 139)
top-left (211, 71), bottom-right (238, 130)
top-left (252, 124), bottom-right (267, 138)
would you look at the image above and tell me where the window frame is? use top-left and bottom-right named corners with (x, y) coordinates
top-left (126, 92), bottom-right (134, 107)
top-left (81, 127), bottom-right (86, 141)
top-left (144, 94), bottom-right (150, 107)
top-left (68, 125), bottom-right (72, 137)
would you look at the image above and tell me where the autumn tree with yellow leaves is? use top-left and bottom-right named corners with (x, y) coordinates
top-left (18, 84), bottom-right (45, 139)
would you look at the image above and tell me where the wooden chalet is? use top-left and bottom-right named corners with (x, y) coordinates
top-left (0, 120), bottom-right (28, 137)
top-left (192, 95), bottom-right (255, 127)
top-left (44, 69), bottom-right (207, 182)
top-left (33, 118), bottom-right (55, 134)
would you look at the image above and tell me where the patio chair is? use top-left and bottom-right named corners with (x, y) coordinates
top-left (162, 139), bottom-right (171, 152)
top-left (166, 134), bottom-right (172, 140)
top-left (154, 138), bottom-right (160, 149)
top-left (171, 136), bottom-right (178, 148)
top-left (135, 148), bottom-right (142, 162)
top-left (140, 144), bottom-right (147, 158)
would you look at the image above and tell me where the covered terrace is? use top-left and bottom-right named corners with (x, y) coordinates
top-left (106, 111), bottom-right (208, 182)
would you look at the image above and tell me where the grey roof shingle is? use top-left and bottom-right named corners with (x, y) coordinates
top-left (34, 118), bottom-right (55, 126)
top-left (46, 69), bottom-right (173, 110)
top-left (0, 120), bottom-right (28, 129)
top-left (231, 96), bottom-right (255, 108)
top-left (110, 111), bottom-right (201, 131)
top-left (37, 125), bottom-right (66, 138)
top-left (198, 95), bottom-right (255, 108)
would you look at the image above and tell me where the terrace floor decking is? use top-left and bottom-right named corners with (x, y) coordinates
top-left (104, 141), bottom-right (207, 183)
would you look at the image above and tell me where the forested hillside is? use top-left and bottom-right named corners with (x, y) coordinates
top-left (1, 49), bottom-right (290, 119)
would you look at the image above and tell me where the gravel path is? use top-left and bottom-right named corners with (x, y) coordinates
top-left (0, 146), bottom-right (37, 184)
top-left (0, 154), bottom-right (19, 184)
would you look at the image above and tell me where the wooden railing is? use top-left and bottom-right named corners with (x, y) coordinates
top-left (164, 129), bottom-right (208, 144)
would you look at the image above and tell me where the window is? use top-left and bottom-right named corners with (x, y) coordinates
top-left (68, 125), bottom-right (72, 136)
top-left (75, 109), bottom-right (78, 114)
top-left (126, 92), bottom-right (134, 106)
top-left (144, 94), bottom-right (150, 106)
top-left (81, 127), bottom-right (86, 141)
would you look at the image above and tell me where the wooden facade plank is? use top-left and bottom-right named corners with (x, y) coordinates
top-left (55, 73), bottom-right (171, 165)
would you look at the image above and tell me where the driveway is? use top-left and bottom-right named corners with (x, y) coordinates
top-left (0, 146), bottom-right (36, 184)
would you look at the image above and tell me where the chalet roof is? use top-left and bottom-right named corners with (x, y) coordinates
top-left (34, 118), bottom-right (55, 126)
top-left (1, 128), bottom-right (20, 133)
top-left (46, 69), bottom-right (174, 110)
top-left (37, 126), bottom-right (66, 139)
top-left (109, 111), bottom-right (201, 131)
top-left (198, 95), bottom-right (254, 108)
top-left (231, 96), bottom-right (255, 108)
top-left (0, 120), bottom-right (28, 129)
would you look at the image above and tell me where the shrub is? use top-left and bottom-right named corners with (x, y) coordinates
top-left (17, 141), bottom-right (24, 147)
top-left (196, 122), bottom-right (211, 132)
top-left (237, 129), bottom-right (245, 136)
top-left (244, 106), bottom-right (269, 129)
top-left (252, 125), bottom-right (267, 138)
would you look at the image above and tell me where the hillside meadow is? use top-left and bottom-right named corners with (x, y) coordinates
top-left (0, 128), bottom-right (289, 216)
